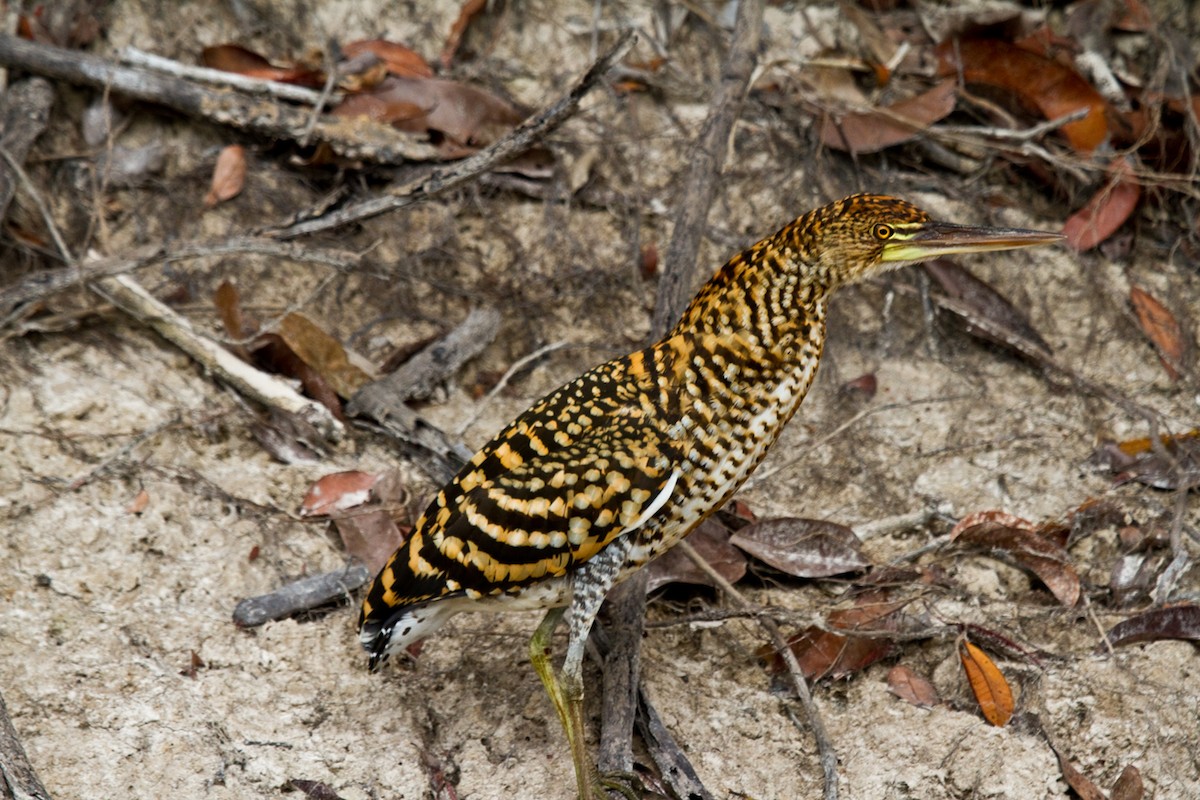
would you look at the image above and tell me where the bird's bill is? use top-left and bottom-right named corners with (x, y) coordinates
top-left (880, 221), bottom-right (1065, 263)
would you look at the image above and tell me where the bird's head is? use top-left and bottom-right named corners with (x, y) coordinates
top-left (799, 193), bottom-right (1063, 288)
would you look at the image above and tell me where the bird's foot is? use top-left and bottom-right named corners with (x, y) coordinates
top-left (594, 769), bottom-right (648, 800)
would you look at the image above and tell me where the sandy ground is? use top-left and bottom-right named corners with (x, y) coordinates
top-left (2, 1), bottom-right (1198, 799)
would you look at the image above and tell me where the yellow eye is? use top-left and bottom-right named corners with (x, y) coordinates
top-left (873, 224), bottom-right (893, 240)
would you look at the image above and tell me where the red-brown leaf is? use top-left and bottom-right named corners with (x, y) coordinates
top-left (952, 517), bottom-right (1081, 607)
top-left (645, 519), bottom-right (746, 592)
top-left (1063, 159), bottom-right (1141, 251)
top-left (887, 665), bottom-right (940, 707)
top-left (342, 39), bottom-right (433, 78)
top-left (1051, 744), bottom-right (1108, 800)
top-left (1100, 604), bottom-right (1200, 650)
top-left (1129, 284), bottom-right (1186, 380)
top-left (277, 312), bottom-right (374, 399)
top-left (334, 509), bottom-right (407, 575)
top-left (126, 489), bottom-right (150, 514)
top-left (936, 39), bottom-right (1108, 152)
top-left (820, 79), bottom-right (957, 154)
top-left (441, 0), bottom-right (488, 70)
top-left (959, 641), bottom-right (1014, 727)
top-left (780, 627), bottom-right (894, 680)
top-left (201, 44), bottom-right (323, 86)
top-left (730, 518), bottom-right (870, 577)
top-left (1110, 765), bottom-right (1144, 800)
top-left (204, 144), bottom-right (246, 207)
top-left (300, 471), bottom-right (381, 517)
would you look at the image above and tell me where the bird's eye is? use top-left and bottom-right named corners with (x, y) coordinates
top-left (873, 224), bottom-right (893, 240)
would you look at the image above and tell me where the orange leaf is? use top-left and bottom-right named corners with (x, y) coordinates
top-left (204, 145), bottom-right (246, 207)
top-left (959, 641), bottom-right (1014, 726)
top-left (343, 39), bottom-right (433, 79)
top-left (1129, 285), bottom-right (1186, 380)
top-left (1062, 159), bottom-right (1141, 251)
top-left (936, 39), bottom-right (1108, 152)
top-left (201, 44), bottom-right (323, 86)
top-left (820, 79), bottom-right (957, 154)
top-left (126, 489), bottom-right (150, 514)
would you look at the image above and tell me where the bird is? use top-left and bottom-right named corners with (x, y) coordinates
top-left (357, 193), bottom-right (1062, 799)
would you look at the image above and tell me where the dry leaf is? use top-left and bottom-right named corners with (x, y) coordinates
top-left (342, 39), bottom-right (433, 78)
top-left (126, 489), bottom-right (150, 514)
top-left (277, 312), bottom-right (375, 399)
top-left (1110, 764), bottom-right (1144, 800)
top-left (300, 471), bottom-right (381, 517)
top-left (774, 627), bottom-right (894, 681)
top-left (936, 39), bottom-right (1108, 152)
top-left (441, 0), bottom-right (487, 69)
top-left (201, 44), bottom-right (323, 86)
top-left (952, 513), bottom-right (1080, 607)
top-left (204, 145), bottom-right (246, 207)
top-left (730, 518), bottom-right (870, 577)
top-left (1129, 285), bottom-right (1186, 380)
top-left (1063, 159), bottom-right (1142, 251)
top-left (1050, 743), bottom-right (1108, 800)
top-left (959, 641), bottom-right (1014, 726)
top-left (924, 259), bottom-right (1052, 361)
top-left (1099, 604), bottom-right (1200, 650)
top-left (887, 665), bottom-right (940, 707)
top-left (645, 519), bottom-right (746, 592)
top-left (334, 509), bottom-right (407, 575)
top-left (820, 80), bottom-right (957, 154)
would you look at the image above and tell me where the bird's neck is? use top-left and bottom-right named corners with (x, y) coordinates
top-left (666, 229), bottom-right (829, 351)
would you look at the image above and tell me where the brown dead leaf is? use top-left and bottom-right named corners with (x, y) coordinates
top-left (780, 627), bottom-right (894, 681)
top-left (645, 519), bottom-right (746, 592)
top-left (952, 515), bottom-right (1081, 607)
top-left (820, 80), bottom-right (957, 154)
top-left (1129, 285), bottom-right (1187, 380)
top-left (887, 665), bottom-right (940, 707)
top-left (300, 471), bottom-right (381, 517)
top-left (1099, 604), bottom-right (1200, 650)
top-left (342, 39), bottom-right (433, 78)
top-left (1050, 743), bottom-right (1108, 800)
top-left (201, 44), bottom-right (323, 86)
top-left (288, 778), bottom-right (346, 800)
top-left (441, 0), bottom-right (487, 70)
top-left (334, 509), bottom-right (407, 575)
top-left (936, 38), bottom-right (1108, 152)
top-left (959, 641), bottom-right (1014, 727)
top-left (204, 145), bottom-right (246, 207)
top-left (1063, 159), bottom-right (1142, 251)
top-left (731, 517), bottom-right (870, 577)
top-left (277, 312), bottom-right (375, 399)
top-left (1110, 765), bottom-right (1144, 800)
top-left (332, 76), bottom-right (524, 154)
top-left (126, 489), bottom-right (150, 514)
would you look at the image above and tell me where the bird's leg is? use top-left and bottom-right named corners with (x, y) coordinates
top-left (530, 537), bottom-right (643, 800)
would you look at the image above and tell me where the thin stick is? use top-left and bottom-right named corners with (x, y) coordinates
top-left (91, 273), bottom-right (343, 440)
top-left (268, 31), bottom-right (637, 240)
top-left (677, 539), bottom-right (839, 800)
top-left (120, 46), bottom-right (333, 106)
top-left (0, 689), bottom-right (54, 800)
top-left (452, 340), bottom-right (568, 437)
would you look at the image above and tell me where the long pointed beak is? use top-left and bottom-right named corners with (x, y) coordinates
top-left (881, 221), bottom-right (1064, 263)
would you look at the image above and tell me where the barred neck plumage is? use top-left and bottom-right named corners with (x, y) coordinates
top-left (666, 214), bottom-right (831, 348)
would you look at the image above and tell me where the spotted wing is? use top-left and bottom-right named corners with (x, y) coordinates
top-left (358, 353), bottom-right (681, 629)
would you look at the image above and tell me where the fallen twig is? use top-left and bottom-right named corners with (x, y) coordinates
top-left (0, 77), bottom-right (53, 223)
top-left (233, 563), bottom-right (372, 627)
top-left (0, 689), bottom-right (54, 800)
top-left (120, 46), bottom-right (334, 106)
top-left (267, 30), bottom-right (637, 239)
top-left (93, 273), bottom-right (344, 440)
top-left (0, 33), bottom-right (441, 163)
top-left (0, 238), bottom-right (360, 325)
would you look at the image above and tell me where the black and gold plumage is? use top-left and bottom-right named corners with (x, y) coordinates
top-left (358, 194), bottom-right (1062, 799)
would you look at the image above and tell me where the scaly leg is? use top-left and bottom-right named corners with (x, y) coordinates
top-left (529, 538), bottom-right (643, 800)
